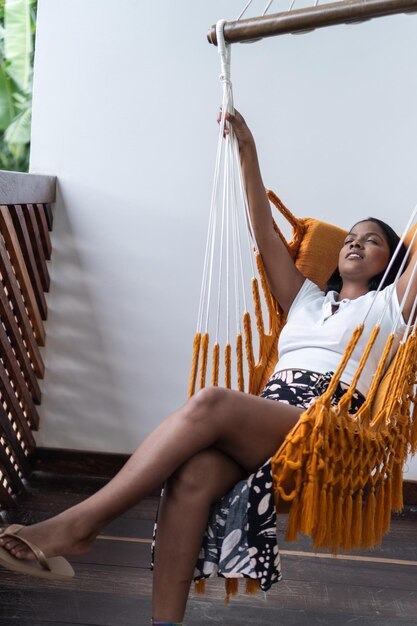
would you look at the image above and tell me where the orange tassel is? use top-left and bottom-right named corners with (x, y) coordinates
top-left (351, 490), bottom-right (363, 549)
top-left (374, 482), bottom-right (385, 546)
top-left (198, 332), bottom-right (209, 389)
top-left (243, 311), bottom-right (255, 373)
top-left (252, 277), bottom-right (265, 337)
top-left (324, 488), bottom-right (334, 548)
top-left (236, 333), bottom-right (244, 392)
top-left (211, 343), bottom-right (220, 387)
top-left (342, 492), bottom-right (353, 552)
top-left (332, 494), bottom-right (344, 554)
top-left (410, 412), bottom-right (417, 453)
top-left (188, 332), bottom-right (201, 398)
top-left (391, 463), bottom-right (403, 512)
top-left (194, 578), bottom-right (206, 594)
top-left (300, 479), bottom-right (317, 535)
top-left (383, 477), bottom-right (392, 534)
top-left (224, 343), bottom-right (232, 389)
top-left (245, 579), bottom-right (261, 594)
top-left (224, 578), bottom-right (239, 604)
top-left (285, 494), bottom-right (300, 542)
top-left (313, 487), bottom-right (328, 549)
top-left (362, 488), bottom-right (376, 549)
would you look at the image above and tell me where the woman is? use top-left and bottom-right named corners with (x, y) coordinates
top-left (0, 111), bottom-right (415, 626)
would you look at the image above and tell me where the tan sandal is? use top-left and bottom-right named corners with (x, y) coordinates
top-left (0, 524), bottom-right (75, 581)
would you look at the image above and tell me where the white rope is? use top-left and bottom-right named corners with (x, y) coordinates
top-left (215, 137), bottom-right (229, 344)
top-left (217, 20), bottom-right (232, 87)
top-left (195, 17), bottom-right (261, 376)
top-left (262, 0), bottom-right (275, 15)
top-left (232, 136), bottom-right (258, 267)
top-left (237, 0), bottom-right (255, 20)
top-left (404, 288), bottom-right (417, 339)
top-left (196, 21), bottom-right (233, 334)
top-left (196, 94), bottom-right (227, 333)
top-left (231, 165), bottom-right (242, 333)
top-left (225, 137), bottom-right (232, 345)
top-left (390, 220), bottom-right (417, 333)
top-left (231, 153), bottom-right (250, 314)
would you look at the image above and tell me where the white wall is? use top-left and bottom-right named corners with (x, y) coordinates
top-left (30, 1), bottom-right (417, 479)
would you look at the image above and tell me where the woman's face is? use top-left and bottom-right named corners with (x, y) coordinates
top-left (338, 220), bottom-right (391, 285)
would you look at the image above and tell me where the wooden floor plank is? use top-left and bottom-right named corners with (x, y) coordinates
top-left (1, 472), bottom-right (417, 625)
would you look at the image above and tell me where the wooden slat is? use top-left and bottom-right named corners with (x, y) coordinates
top-left (0, 477), bottom-right (15, 508)
top-left (0, 437), bottom-right (30, 487)
top-left (8, 205), bottom-right (48, 319)
top-left (34, 203), bottom-right (52, 260)
top-left (0, 279), bottom-right (41, 403)
top-left (0, 365), bottom-right (36, 447)
top-left (0, 428), bottom-right (26, 493)
top-left (0, 319), bottom-right (40, 426)
top-left (0, 243), bottom-right (45, 373)
top-left (0, 205), bottom-right (46, 342)
top-left (25, 204), bottom-right (50, 292)
top-left (44, 204), bottom-right (53, 231)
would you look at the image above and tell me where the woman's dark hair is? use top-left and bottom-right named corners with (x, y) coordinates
top-left (326, 217), bottom-right (408, 293)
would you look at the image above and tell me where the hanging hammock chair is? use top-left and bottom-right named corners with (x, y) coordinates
top-left (188, 19), bottom-right (417, 556)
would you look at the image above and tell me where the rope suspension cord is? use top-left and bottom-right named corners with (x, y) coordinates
top-left (189, 20), bottom-right (270, 397)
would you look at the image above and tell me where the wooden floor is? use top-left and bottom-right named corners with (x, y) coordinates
top-left (1, 472), bottom-right (417, 626)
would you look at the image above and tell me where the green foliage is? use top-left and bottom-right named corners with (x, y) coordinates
top-left (0, 0), bottom-right (36, 172)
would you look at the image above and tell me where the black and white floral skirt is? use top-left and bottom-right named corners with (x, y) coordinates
top-left (153, 369), bottom-right (365, 593)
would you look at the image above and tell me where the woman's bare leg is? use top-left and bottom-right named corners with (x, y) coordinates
top-left (152, 449), bottom-right (245, 622)
top-left (0, 387), bottom-right (301, 561)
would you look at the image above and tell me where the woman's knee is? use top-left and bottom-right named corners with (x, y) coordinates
top-left (167, 451), bottom-right (219, 498)
top-left (186, 386), bottom-right (230, 421)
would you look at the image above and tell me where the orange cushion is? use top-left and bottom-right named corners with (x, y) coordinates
top-left (293, 218), bottom-right (347, 291)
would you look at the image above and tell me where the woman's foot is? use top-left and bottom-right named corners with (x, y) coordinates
top-left (0, 508), bottom-right (98, 561)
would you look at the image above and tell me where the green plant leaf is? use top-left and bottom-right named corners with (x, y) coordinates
top-left (5, 104), bottom-right (30, 144)
top-left (4, 0), bottom-right (31, 91)
top-left (0, 60), bottom-right (15, 128)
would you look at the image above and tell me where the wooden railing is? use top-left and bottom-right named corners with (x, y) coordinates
top-left (0, 170), bottom-right (56, 508)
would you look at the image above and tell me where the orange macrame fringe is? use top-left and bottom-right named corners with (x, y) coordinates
top-left (272, 329), bottom-right (417, 554)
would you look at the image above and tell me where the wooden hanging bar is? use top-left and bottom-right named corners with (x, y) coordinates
top-left (207, 0), bottom-right (417, 45)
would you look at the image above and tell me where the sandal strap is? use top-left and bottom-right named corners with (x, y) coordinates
top-left (0, 524), bottom-right (51, 572)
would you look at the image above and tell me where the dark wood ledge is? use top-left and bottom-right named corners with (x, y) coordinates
top-left (0, 170), bottom-right (56, 204)
top-left (32, 447), bottom-right (130, 479)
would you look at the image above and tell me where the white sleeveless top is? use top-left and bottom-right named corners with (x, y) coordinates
top-left (275, 279), bottom-right (405, 396)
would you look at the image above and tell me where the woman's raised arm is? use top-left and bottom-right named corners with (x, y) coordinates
top-left (225, 110), bottom-right (305, 313)
top-left (396, 248), bottom-right (417, 323)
